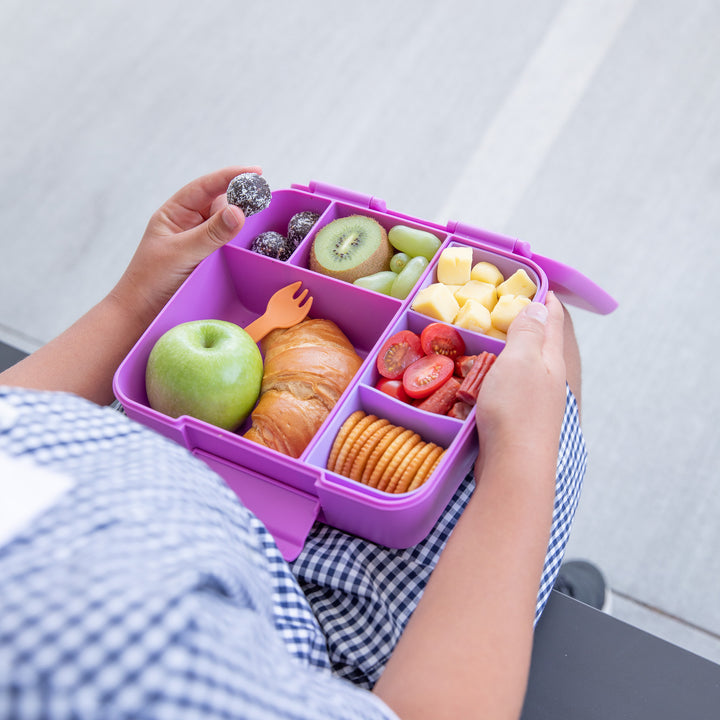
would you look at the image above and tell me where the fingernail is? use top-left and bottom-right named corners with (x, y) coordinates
top-left (222, 205), bottom-right (243, 230)
top-left (524, 302), bottom-right (548, 324)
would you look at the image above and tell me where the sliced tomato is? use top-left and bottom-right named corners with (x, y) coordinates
top-left (376, 330), bottom-right (423, 379)
top-left (402, 354), bottom-right (455, 399)
top-left (375, 377), bottom-right (412, 403)
top-left (420, 322), bottom-right (466, 359)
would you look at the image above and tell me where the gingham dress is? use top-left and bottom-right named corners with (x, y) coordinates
top-left (0, 385), bottom-right (585, 718)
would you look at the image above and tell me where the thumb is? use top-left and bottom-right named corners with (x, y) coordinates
top-left (503, 300), bottom-right (548, 355)
top-left (201, 204), bottom-right (245, 251)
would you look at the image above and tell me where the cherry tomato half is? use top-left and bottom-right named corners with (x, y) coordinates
top-left (402, 354), bottom-right (455, 399)
top-left (374, 377), bottom-right (412, 404)
top-left (420, 322), bottom-right (466, 359)
top-left (376, 330), bottom-right (423, 379)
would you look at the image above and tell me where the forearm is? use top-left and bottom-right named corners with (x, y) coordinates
top-left (373, 443), bottom-right (556, 720)
top-left (0, 289), bottom-right (153, 405)
top-left (0, 167), bottom-right (253, 405)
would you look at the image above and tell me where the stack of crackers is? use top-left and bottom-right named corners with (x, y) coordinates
top-left (327, 410), bottom-right (446, 494)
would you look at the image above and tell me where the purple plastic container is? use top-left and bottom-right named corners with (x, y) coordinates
top-left (113, 182), bottom-right (617, 560)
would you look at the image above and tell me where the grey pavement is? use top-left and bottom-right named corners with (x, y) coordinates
top-left (2, 0), bottom-right (720, 664)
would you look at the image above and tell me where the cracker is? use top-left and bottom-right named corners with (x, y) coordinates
top-left (369, 429), bottom-right (416, 490)
top-left (381, 433), bottom-right (422, 494)
top-left (427, 450), bottom-right (445, 477)
top-left (345, 418), bottom-right (391, 481)
top-left (393, 441), bottom-right (436, 494)
top-left (419, 447), bottom-right (446, 486)
top-left (359, 424), bottom-right (402, 485)
top-left (327, 410), bottom-right (365, 473)
top-left (334, 414), bottom-right (378, 477)
top-left (407, 445), bottom-right (444, 492)
top-left (361, 425), bottom-right (404, 487)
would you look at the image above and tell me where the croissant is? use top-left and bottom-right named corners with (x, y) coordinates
top-left (243, 318), bottom-right (363, 458)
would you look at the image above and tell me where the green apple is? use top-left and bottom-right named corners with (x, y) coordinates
top-left (145, 319), bottom-right (263, 431)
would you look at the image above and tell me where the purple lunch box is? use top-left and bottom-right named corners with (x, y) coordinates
top-left (113, 181), bottom-right (617, 561)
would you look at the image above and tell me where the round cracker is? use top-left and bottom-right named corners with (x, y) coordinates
top-left (368, 428), bottom-right (415, 490)
top-left (361, 425), bottom-right (405, 487)
top-left (419, 447), bottom-right (446, 487)
top-left (334, 414), bottom-right (378, 478)
top-left (338, 416), bottom-right (389, 478)
top-left (393, 441), bottom-right (436, 494)
top-left (407, 445), bottom-right (444, 492)
top-left (345, 418), bottom-right (391, 481)
top-left (381, 433), bottom-right (422, 494)
top-left (327, 410), bottom-right (365, 473)
top-left (358, 424), bottom-right (403, 486)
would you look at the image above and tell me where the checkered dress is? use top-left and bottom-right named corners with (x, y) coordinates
top-left (0, 385), bottom-right (585, 717)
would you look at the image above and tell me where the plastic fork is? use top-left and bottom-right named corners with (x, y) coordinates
top-left (244, 281), bottom-right (313, 343)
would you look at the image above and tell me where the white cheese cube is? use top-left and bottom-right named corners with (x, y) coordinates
top-left (436, 247), bottom-right (473, 285)
top-left (496, 269), bottom-right (537, 299)
top-left (470, 261), bottom-right (504, 286)
top-left (454, 280), bottom-right (498, 311)
top-left (454, 299), bottom-right (492, 333)
top-left (490, 295), bottom-right (531, 332)
top-left (411, 283), bottom-right (461, 323)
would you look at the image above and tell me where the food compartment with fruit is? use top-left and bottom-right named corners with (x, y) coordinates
top-left (113, 243), bottom-right (400, 495)
top-left (365, 312), bottom-right (503, 423)
top-left (289, 200), bottom-right (445, 300)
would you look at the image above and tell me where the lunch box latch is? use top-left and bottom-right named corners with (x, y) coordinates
top-left (292, 180), bottom-right (388, 213)
top-left (445, 219), bottom-right (533, 258)
top-left (193, 450), bottom-right (321, 562)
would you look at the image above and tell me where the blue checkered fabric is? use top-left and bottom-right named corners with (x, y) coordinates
top-left (0, 384), bottom-right (585, 716)
top-left (291, 385), bottom-right (586, 687)
top-left (0, 389), bottom-right (395, 719)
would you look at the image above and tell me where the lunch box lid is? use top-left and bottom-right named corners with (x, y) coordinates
top-left (293, 181), bottom-right (618, 316)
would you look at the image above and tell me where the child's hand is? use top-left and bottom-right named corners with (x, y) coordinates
top-left (111, 165), bottom-right (261, 326)
top-left (475, 292), bottom-right (567, 467)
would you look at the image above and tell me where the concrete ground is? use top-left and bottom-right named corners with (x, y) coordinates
top-left (2, 0), bottom-right (720, 663)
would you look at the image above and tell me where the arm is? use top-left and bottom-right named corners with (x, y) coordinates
top-left (0, 166), bottom-right (260, 405)
top-left (373, 294), bottom-right (568, 720)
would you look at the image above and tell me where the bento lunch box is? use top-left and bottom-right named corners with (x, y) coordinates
top-left (113, 181), bottom-right (617, 561)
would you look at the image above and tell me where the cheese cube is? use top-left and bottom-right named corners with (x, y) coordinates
top-left (436, 247), bottom-right (473, 285)
top-left (454, 280), bottom-right (498, 311)
top-left (411, 283), bottom-right (460, 323)
top-left (496, 269), bottom-right (537, 299)
top-left (454, 298), bottom-right (492, 333)
top-left (470, 261), bottom-right (504, 286)
top-left (485, 327), bottom-right (508, 342)
top-left (490, 295), bottom-right (531, 332)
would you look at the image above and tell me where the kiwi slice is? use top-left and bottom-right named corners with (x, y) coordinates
top-left (309, 215), bottom-right (392, 283)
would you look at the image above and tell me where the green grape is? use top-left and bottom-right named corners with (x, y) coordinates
top-left (390, 252), bottom-right (410, 274)
top-left (390, 255), bottom-right (429, 299)
top-left (353, 270), bottom-right (398, 295)
top-left (388, 225), bottom-right (442, 261)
